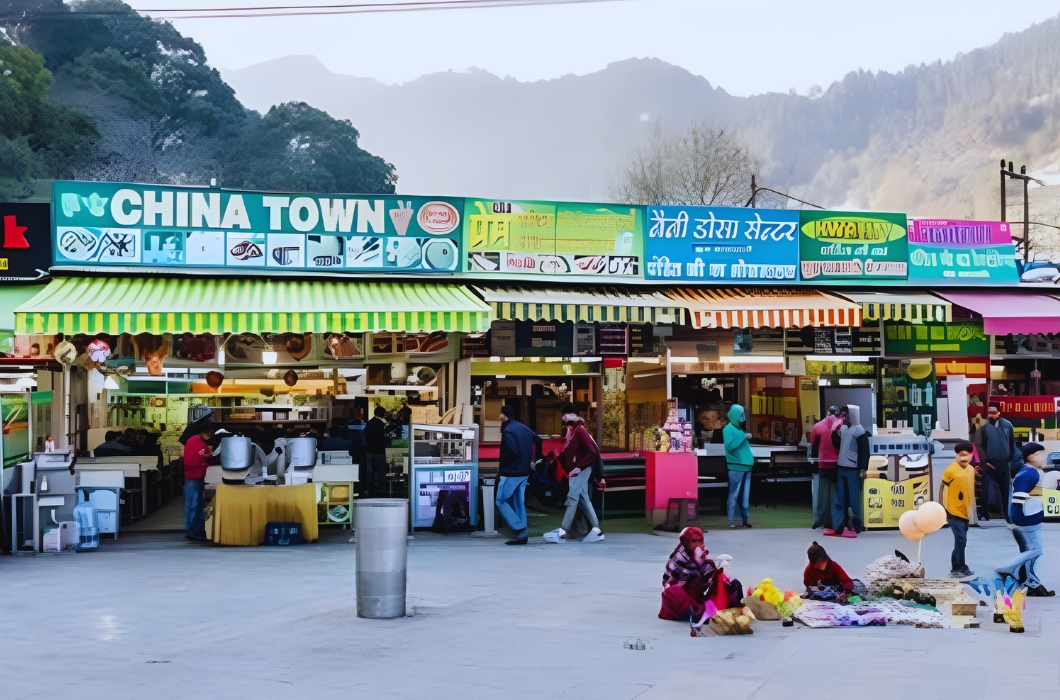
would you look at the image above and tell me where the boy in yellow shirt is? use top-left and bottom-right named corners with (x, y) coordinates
top-left (941, 441), bottom-right (976, 579)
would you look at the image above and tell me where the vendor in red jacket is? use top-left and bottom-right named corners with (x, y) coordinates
top-left (803, 541), bottom-right (854, 591)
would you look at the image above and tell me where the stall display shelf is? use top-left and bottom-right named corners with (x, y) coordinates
top-left (316, 482), bottom-right (353, 528)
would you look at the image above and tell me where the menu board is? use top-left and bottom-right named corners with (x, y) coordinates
top-left (52, 181), bottom-right (462, 274)
top-left (908, 219), bottom-right (1018, 284)
top-left (464, 199), bottom-right (642, 279)
top-left (799, 211), bottom-right (908, 280)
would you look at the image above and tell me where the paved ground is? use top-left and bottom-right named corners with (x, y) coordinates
top-left (3, 523), bottom-right (1059, 699)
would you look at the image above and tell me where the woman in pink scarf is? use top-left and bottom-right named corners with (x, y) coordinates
top-left (659, 527), bottom-right (730, 623)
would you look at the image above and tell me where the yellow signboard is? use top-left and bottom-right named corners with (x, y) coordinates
top-left (1044, 489), bottom-right (1060, 519)
top-left (864, 475), bottom-right (931, 529)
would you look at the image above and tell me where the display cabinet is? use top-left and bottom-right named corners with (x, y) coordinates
top-left (409, 424), bottom-right (479, 529)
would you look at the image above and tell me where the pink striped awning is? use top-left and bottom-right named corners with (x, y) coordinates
top-left (665, 288), bottom-right (862, 330)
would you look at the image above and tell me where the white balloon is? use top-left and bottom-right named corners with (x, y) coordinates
top-left (898, 510), bottom-right (924, 541)
top-left (914, 501), bottom-right (948, 534)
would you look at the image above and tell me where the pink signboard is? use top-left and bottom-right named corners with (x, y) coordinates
top-left (908, 219), bottom-right (1019, 284)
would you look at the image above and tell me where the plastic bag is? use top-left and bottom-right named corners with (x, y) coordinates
top-left (741, 595), bottom-right (782, 621)
top-left (707, 607), bottom-right (755, 635)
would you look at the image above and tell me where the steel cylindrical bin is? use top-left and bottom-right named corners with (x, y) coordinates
top-left (355, 498), bottom-right (408, 619)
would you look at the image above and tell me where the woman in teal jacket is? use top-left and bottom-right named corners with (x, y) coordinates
top-left (723, 404), bottom-right (754, 528)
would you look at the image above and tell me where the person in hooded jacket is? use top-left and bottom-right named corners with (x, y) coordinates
top-left (829, 405), bottom-right (868, 538)
top-left (723, 404), bottom-right (754, 528)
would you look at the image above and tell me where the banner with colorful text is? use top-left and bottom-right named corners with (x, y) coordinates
top-left (52, 181), bottom-right (463, 274)
top-left (643, 206), bottom-right (798, 282)
top-left (908, 219), bottom-right (1018, 284)
top-left (799, 210), bottom-right (908, 281)
top-left (463, 199), bottom-right (642, 280)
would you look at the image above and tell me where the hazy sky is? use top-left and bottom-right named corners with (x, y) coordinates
top-left (132, 0), bottom-right (1060, 96)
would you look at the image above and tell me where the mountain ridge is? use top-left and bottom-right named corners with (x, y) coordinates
top-left (223, 14), bottom-right (1060, 219)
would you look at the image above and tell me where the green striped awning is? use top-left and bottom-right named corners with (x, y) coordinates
top-left (840, 292), bottom-right (951, 324)
top-left (14, 277), bottom-right (492, 335)
top-left (476, 286), bottom-right (683, 325)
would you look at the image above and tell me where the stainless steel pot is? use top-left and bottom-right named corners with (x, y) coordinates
top-left (219, 435), bottom-right (253, 470)
top-left (287, 437), bottom-right (318, 468)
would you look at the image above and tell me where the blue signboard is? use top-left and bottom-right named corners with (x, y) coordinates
top-left (644, 206), bottom-right (800, 282)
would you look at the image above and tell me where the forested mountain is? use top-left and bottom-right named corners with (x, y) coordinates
top-left (224, 14), bottom-right (1060, 220)
top-left (0, 0), bottom-right (395, 200)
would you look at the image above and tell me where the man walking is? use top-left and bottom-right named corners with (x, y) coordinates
top-left (182, 425), bottom-right (216, 542)
top-left (831, 405), bottom-right (868, 538)
top-left (496, 405), bottom-right (540, 545)
top-left (364, 406), bottom-right (388, 497)
top-left (809, 407), bottom-right (841, 531)
top-left (974, 405), bottom-right (1015, 521)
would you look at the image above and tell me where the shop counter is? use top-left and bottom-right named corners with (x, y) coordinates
top-left (78, 455), bottom-right (162, 522)
top-left (644, 451), bottom-right (698, 524)
top-left (210, 484), bottom-right (319, 546)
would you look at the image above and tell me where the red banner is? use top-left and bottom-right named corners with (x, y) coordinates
top-left (992, 396), bottom-right (1060, 418)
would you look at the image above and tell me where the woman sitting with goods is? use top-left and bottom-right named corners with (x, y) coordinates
top-left (803, 541), bottom-right (854, 592)
top-left (659, 527), bottom-right (732, 624)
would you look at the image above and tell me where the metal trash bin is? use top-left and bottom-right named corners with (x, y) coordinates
top-left (355, 498), bottom-right (408, 619)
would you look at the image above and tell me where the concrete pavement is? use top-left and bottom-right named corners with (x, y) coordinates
top-left (2, 523), bottom-right (1058, 699)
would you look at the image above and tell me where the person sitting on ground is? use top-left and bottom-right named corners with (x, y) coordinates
top-left (659, 527), bottom-right (728, 623)
top-left (803, 541), bottom-right (854, 592)
top-left (941, 441), bottom-right (976, 580)
top-left (544, 412), bottom-right (604, 543)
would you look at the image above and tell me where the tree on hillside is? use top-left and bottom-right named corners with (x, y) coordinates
top-left (0, 40), bottom-right (98, 199)
top-left (224, 102), bottom-right (396, 194)
top-left (1, 0), bottom-right (397, 197)
top-left (608, 121), bottom-right (759, 207)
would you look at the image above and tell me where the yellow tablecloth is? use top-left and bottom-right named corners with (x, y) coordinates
top-left (211, 484), bottom-right (319, 546)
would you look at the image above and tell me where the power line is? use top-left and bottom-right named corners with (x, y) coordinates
top-left (2, 0), bottom-right (628, 21)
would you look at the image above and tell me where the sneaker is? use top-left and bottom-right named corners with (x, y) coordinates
top-left (582, 527), bottom-right (605, 543)
top-left (822, 528), bottom-right (837, 537)
top-left (743, 522), bottom-right (752, 528)
top-left (1027, 585), bottom-right (1056, 597)
top-left (729, 522), bottom-right (736, 529)
top-left (543, 528), bottom-right (566, 544)
top-left (505, 536), bottom-right (528, 545)
top-left (840, 529), bottom-right (858, 538)
top-left (949, 569), bottom-right (972, 580)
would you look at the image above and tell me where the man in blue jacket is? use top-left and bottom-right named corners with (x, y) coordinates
top-left (996, 442), bottom-right (1056, 596)
top-left (497, 405), bottom-right (541, 545)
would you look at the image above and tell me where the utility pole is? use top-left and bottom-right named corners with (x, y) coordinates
top-left (1000, 159), bottom-right (1034, 264)
top-left (749, 174), bottom-right (757, 208)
